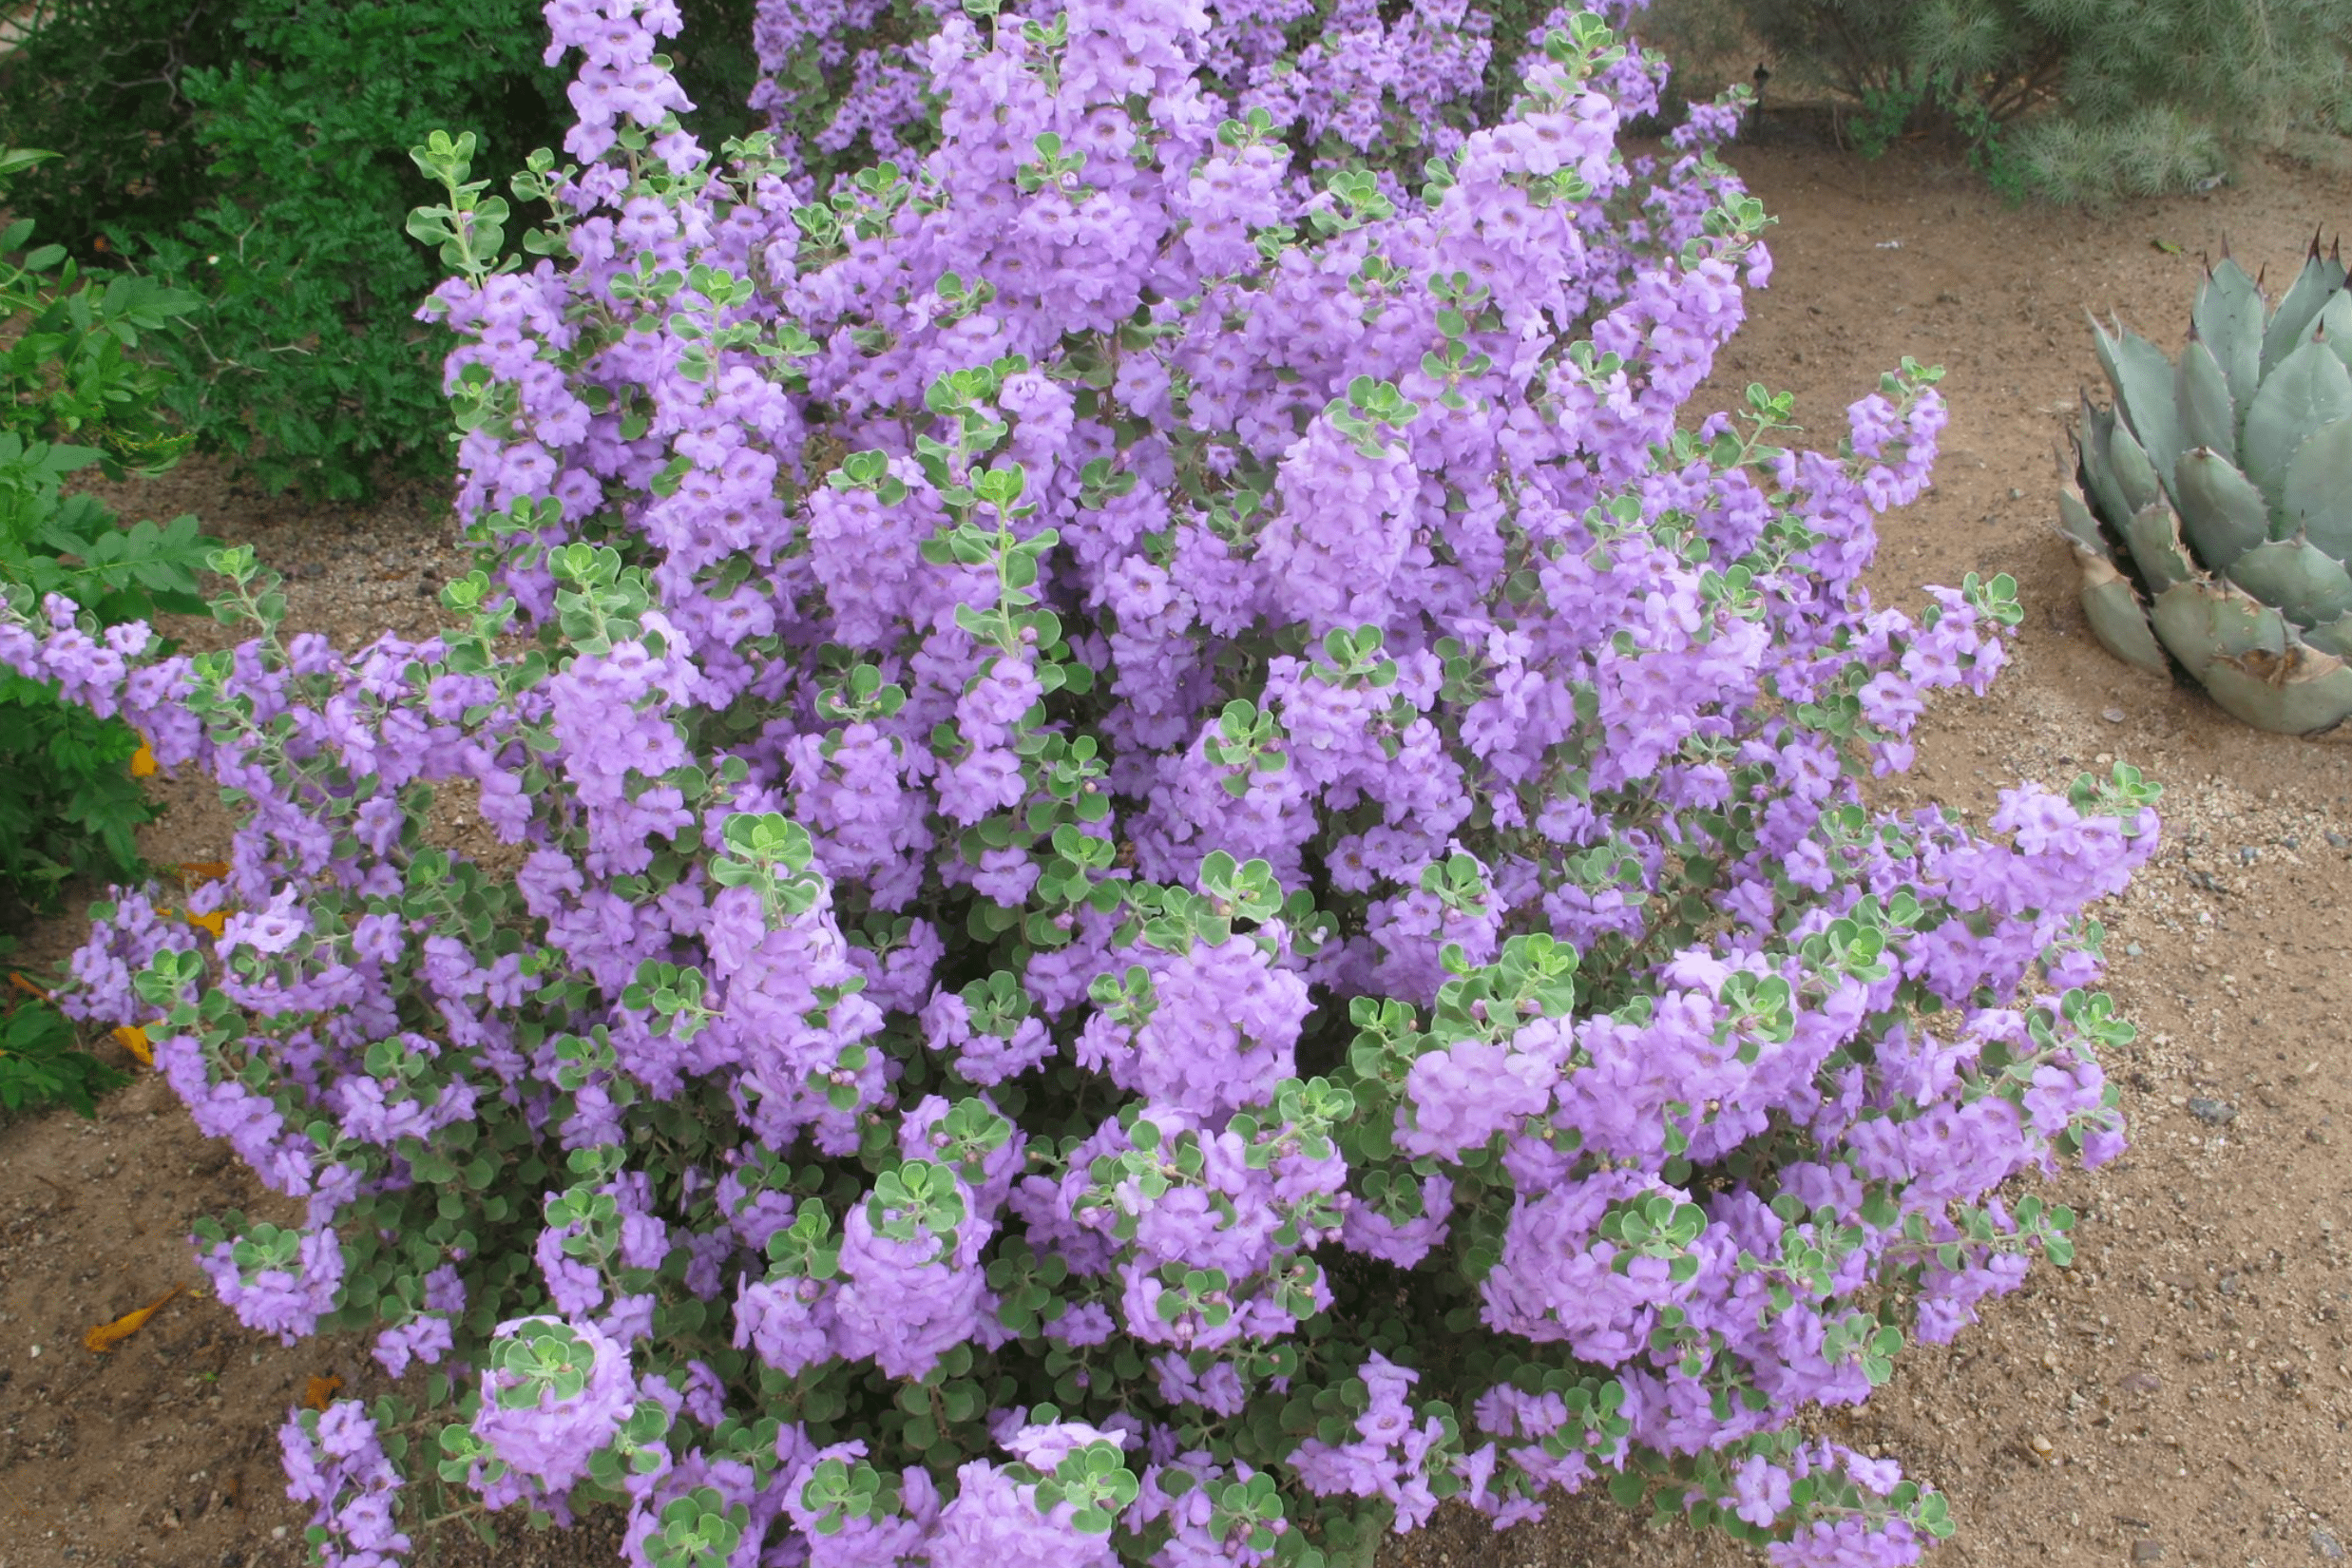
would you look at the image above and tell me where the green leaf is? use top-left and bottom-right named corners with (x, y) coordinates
top-left (2191, 258), bottom-right (2265, 409)
top-left (2244, 339), bottom-right (2352, 518)
top-left (2260, 250), bottom-right (2348, 377)
top-left (2173, 336), bottom-right (2234, 458)
top-left (2223, 537), bottom-right (2352, 630)
top-left (2092, 315), bottom-right (2182, 483)
top-left (2169, 449), bottom-right (2268, 568)
top-left (2283, 416), bottom-right (2352, 556)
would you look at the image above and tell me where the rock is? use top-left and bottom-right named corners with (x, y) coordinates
top-left (2126, 942), bottom-right (2143, 957)
top-left (2119, 1371), bottom-right (2162, 1394)
top-left (2102, 706), bottom-right (2127, 723)
top-left (2314, 1526), bottom-right (2345, 1560)
top-left (2188, 1097), bottom-right (2238, 1125)
top-left (2133, 1543), bottom-right (2167, 1563)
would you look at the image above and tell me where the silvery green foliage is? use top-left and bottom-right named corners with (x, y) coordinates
top-left (2061, 241), bottom-right (2352, 734)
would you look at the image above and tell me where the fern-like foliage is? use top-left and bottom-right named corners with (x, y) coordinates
top-left (1650, 0), bottom-right (2352, 203)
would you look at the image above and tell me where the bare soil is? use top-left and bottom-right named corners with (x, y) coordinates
top-left (6, 118), bottom-right (2352, 1568)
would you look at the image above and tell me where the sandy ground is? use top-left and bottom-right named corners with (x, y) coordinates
top-left (5, 117), bottom-right (2352, 1568)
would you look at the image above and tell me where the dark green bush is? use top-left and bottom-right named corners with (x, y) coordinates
top-left (0, 957), bottom-right (128, 1118)
top-left (0, 0), bottom-right (761, 502)
top-left (1652, 0), bottom-right (2352, 202)
top-left (2, 148), bottom-right (211, 904)
top-left (124, 0), bottom-right (576, 500)
top-left (0, 145), bottom-right (211, 1116)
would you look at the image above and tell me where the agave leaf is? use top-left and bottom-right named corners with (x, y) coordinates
top-left (2260, 251), bottom-right (2349, 376)
top-left (2223, 537), bottom-right (2352, 629)
top-left (2242, 337), bottom-right (2352, 516)
top-left (2105, 416), bottom-right (2165, 517)
top-left (2056, 482), bottom-right (2112, 557)
top-left (2091, 315), bottom-right (2182, 482)
top-left (2193, 257), bottom-right (2265, 409)
top-left (2304, 612), bottom-right (2352, 659)
top-left (2199, 641), bottom-right (2352, 735)
top-left (2150, 575), bottom-right (2285, 672)
top-left (2070, 545), bottom-right (2170, 676)
top-left (2121, 499), bottom-right (2193, 592)
top-left (2174, 336), bottom-right (2235, 458)
top-left (2284, 415), bottom-right (2352, 556)
top-left (2170, 448), bottom-right (2270, 566)
top-left (2075, 406), bottom-right (2136, 529)
top-left (2315, 290), bottom-right (2352, 377)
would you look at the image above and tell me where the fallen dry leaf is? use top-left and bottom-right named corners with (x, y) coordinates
top-left (303, 1375), bottom-right (343, 1409)
top-left (154, 905), bottom-right (230, 939)
top-left (7, 971), bottom-right (49, 1001)
top-left (84, 1285), bottom-right (183, 1353)
top-left (112, 1024), bottom-right (155, 1066)
top-left (177, 861), bottom-right (230, 882)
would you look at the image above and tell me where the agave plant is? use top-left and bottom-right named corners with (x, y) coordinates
top-left (2061, 239), bottom-right (2352, 734)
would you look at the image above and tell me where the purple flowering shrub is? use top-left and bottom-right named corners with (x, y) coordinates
top-left (744, 0), bottom-right (1655, 186)
top-left (0, 3), bottom-right (2161, 1566)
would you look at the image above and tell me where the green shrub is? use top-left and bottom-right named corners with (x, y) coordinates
top-left (1, 145), bottom-right (210, 1115)
top-left (1676, 0), bottom-right (2352, 202)
top-left (0, 2), bottom-right (244, 251)
top-left (0, 0), bottom-right (762, 502)
top-left (0, 954), bottom-right (129, 1119)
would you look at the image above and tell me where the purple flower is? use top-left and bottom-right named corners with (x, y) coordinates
top-left (471, 1315), bottom-right (640, 1495)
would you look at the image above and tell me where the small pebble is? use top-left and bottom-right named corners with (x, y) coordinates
top-left (2312, 1525), bottom-right (2345, 1561)
top-left (2101, 706), bottom-right (2127, 723)
top-left (27, 1345), bottom-right (37, 1358)
top-left (2029, 1434), bottom-right (2054, 1457)
top-left (2188, 1097), bottom-right (2238, 1125)
top-left (2218, 1272), bottom-right (2241, 1297)
top-left (2125, 942), bottom-right (2143, 957)
top-left (2330, 832), bottom-right (2348, 849)
top-left (2239, 846), bottom-right (2259, 865)
top-left (2119, 1371), bottom-right (2162, 1394)
top-left (2132, 1543), bottom-right (2167, 1564)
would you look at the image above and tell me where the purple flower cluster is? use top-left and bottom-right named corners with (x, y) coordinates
top-left (746, 0), bottom-right (1622, 189)
top-left (0, 3), bottom-right (2158, 1566)
top-left (282, 1400), bottom-right (411, 1568)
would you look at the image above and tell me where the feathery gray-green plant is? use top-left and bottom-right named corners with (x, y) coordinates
top-left (1668, 0), bottom-right (2352, 204)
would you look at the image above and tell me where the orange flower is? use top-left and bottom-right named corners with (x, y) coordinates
top-left (302, 1375), bottom-right (344, 1409)
top-left (128, 740), bottom-right (159, 778)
